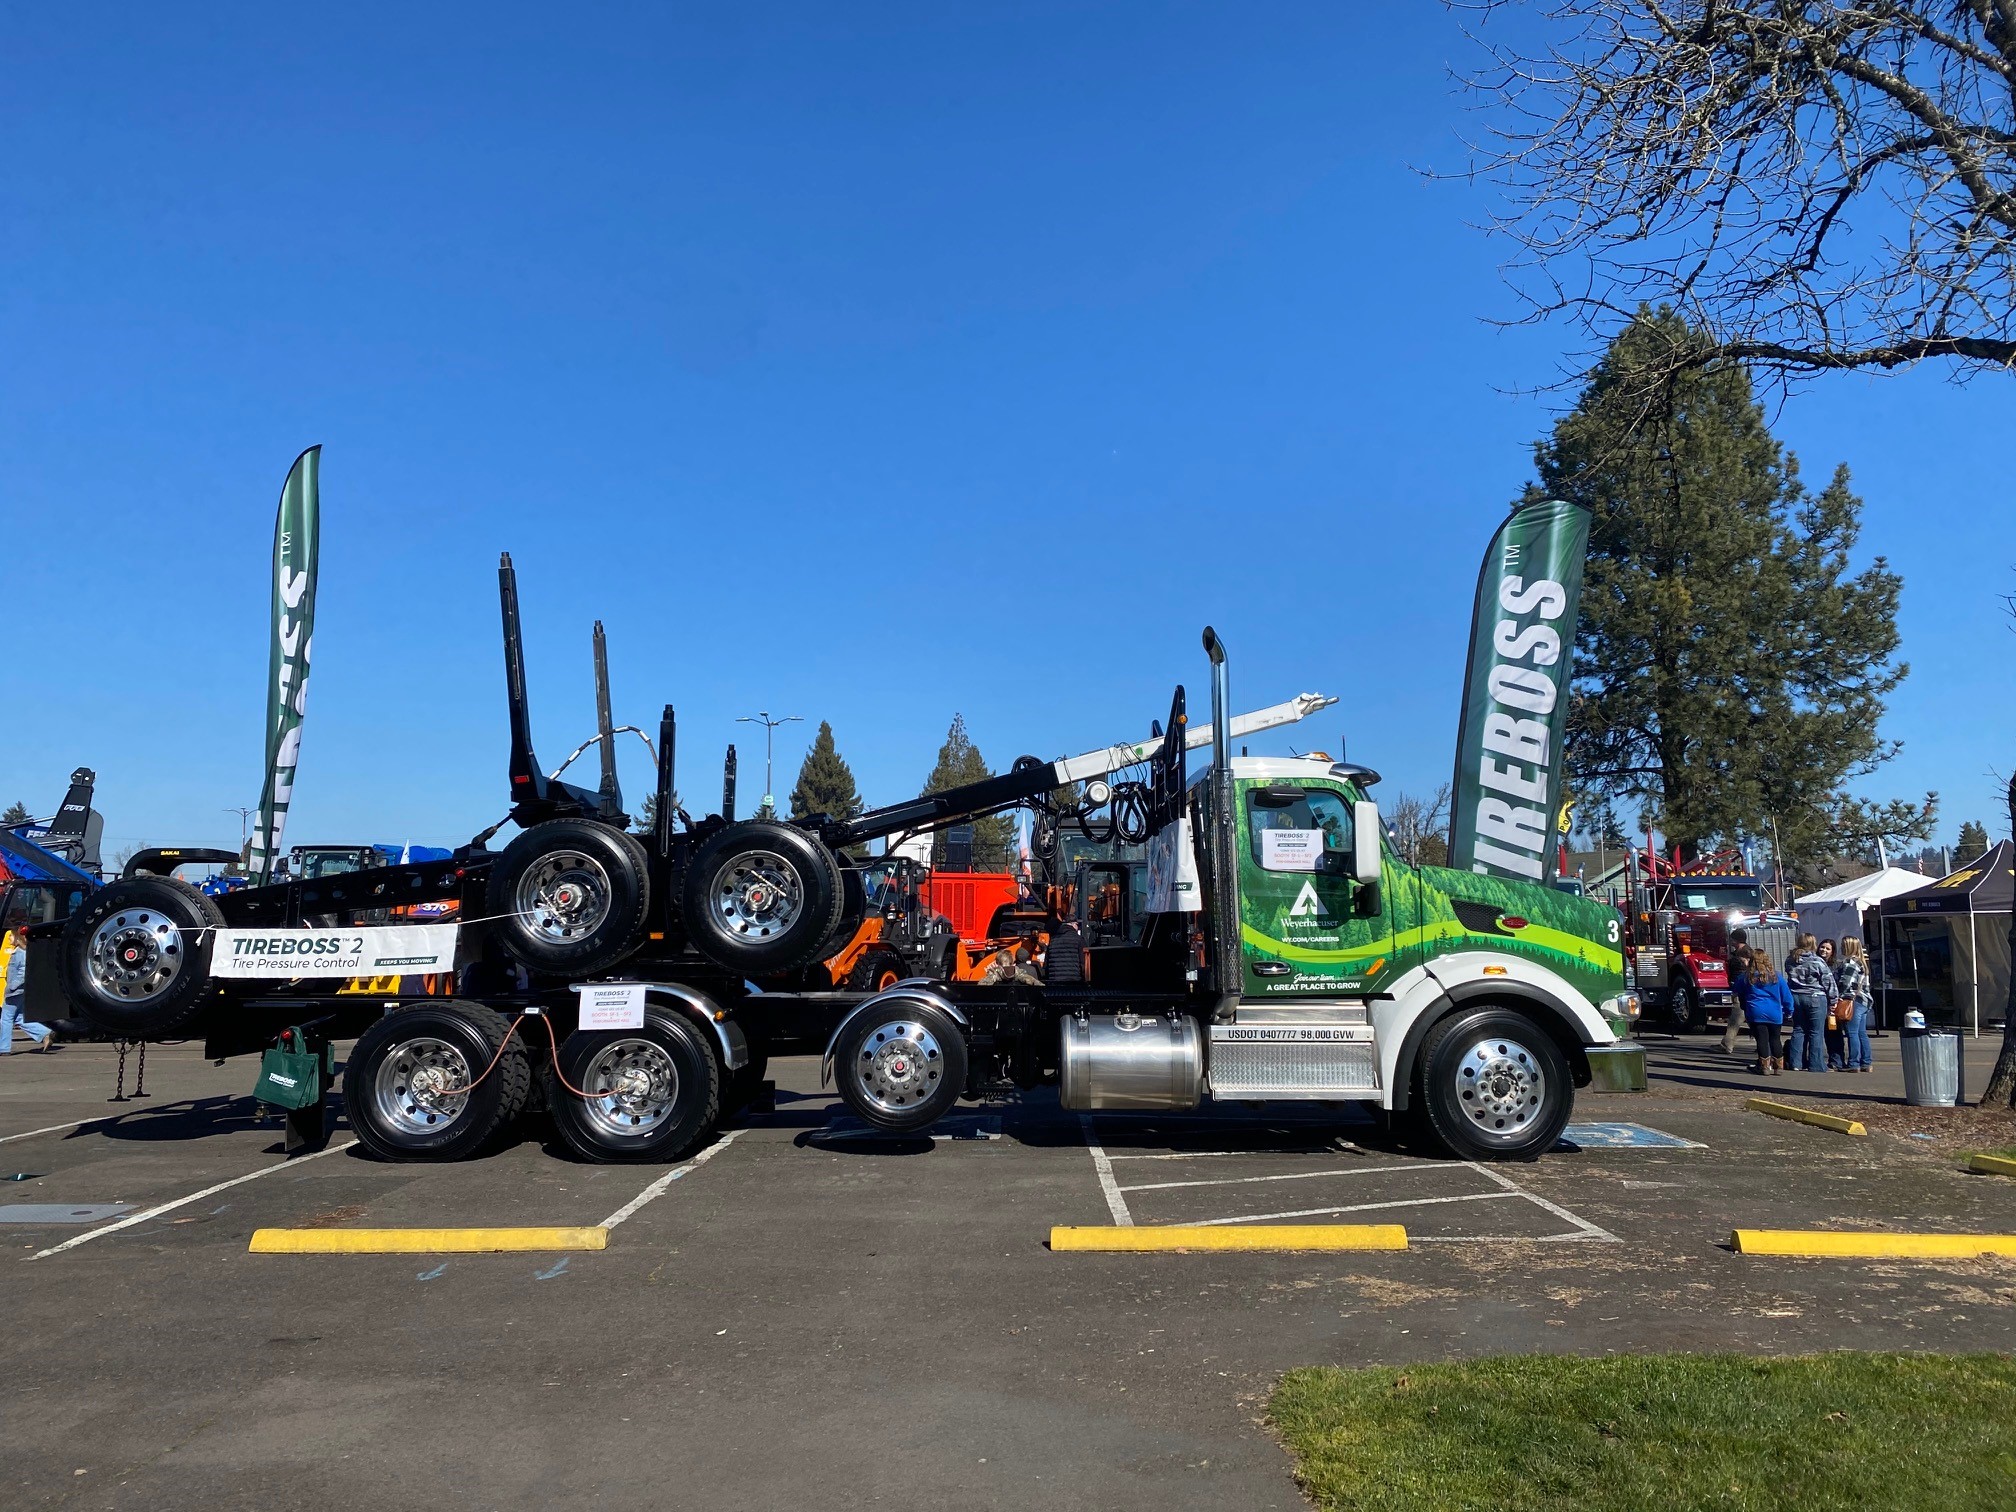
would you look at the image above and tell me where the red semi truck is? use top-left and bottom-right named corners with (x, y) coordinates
top-left (1622, 851), bottom-right (1772, 1032)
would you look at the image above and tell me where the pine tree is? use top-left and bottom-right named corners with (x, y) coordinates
top-left (789, 722), bottom-right (865, 833)
top-left (1, 800), bottom-right (29, 827)
top-left (923, 714), bottom-right (1012, 868)
top-left (1538, 309), bottom-right (1934, 872)
top-left (1955, 820), bottom-right (1991, 867)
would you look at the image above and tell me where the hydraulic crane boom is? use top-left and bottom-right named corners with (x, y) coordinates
top-left (826, 691), bottom-right (1338, 848)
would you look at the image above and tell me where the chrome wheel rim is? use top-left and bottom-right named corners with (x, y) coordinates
top-left (1451, 1035), bottom-right (1548, 1143)
top-left (852, 1019), bottom-right (942, 1115)
top-left (579, 1038), bottom-right (680, 1140)
top-left (516, 850), bottom-right (613, 943)
top-left (712, 850), bottom-right (804, 941)
top-left (87, 910), bottom-right (186, 1002)
top-left (373, 1036), bottom-right (473, 1136)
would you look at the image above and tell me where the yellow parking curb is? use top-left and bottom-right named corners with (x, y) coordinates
top-left (249, 1227), bottom-right (608, 1254)
top-left (1733, 1229), bottom-right (2016, 1258)
top-left (1745, 1098), bottom-right (1866, 1137)
top-left (1050, 1224), bottom-right (1407, 1252)
top-left (1967, 1153), bottom-right (2016, 1178)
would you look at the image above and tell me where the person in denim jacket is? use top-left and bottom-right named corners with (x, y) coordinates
top-left (1835, 936), bottom-right (1873, 1072)
top-left (1783, 934), bottom-right (1839, 1072)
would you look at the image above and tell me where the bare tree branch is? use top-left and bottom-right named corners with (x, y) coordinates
top-left (1463, 1), bottom-right (2016, 385)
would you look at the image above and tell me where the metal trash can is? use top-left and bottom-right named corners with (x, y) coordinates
top-left (1900, 1026), bottom-right (1960, 1107)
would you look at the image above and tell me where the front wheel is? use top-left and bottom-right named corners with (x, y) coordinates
top-left (1676, 982), bottom-right (1707, 1034)
top-left (832, 999), bottom-right (967, 1132)
top-left (1413, 1008), bottom-right (1573, 1161)
top-left (546, 1012), bottom-right (721, 1163)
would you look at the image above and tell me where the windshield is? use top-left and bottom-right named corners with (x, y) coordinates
top-left (1676, 883), bottom-right (1763, 912)
top-left (294, 850), bottom-right (367, 880)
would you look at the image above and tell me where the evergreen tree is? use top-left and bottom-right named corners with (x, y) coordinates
top-left (1, 800), bottom-right (29, 827)
top-left (1537, 309), bottom-right (1933, 871)
top-left (789, 722), bottom-right (865, 845)
top-left (1955, 820), bottom-right (1991, 867)
top-left (923, 714), bottom-right (1012, 868)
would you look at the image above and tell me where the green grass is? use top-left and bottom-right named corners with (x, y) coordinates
top-left (1269, 1352), bottom-right (2016, 1512)
top-left (1973, 1145), bottom-right (2016, 1162)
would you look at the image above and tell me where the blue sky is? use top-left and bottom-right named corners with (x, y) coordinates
top-left (2, 3), bottom-right (2010, 859)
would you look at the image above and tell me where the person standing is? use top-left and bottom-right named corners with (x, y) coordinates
top-left (1731, 945), bottom-right (1789, 1075)
top-left (1, 911), bottom-right (55, 1055)
top-left (1836, 935), bottom-right (1874, 1073)
top-left (1818, 938), bottom-right (1847, 1069)
top-left (1784, 933), bottom-right (1839, 1073)
top-left (1720, 926), bottom-right (1752, 1054)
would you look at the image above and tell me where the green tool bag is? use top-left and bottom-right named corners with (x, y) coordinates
top-left (254, 1027), bottom-right (334, 1111)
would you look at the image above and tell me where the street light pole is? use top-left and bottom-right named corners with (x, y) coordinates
top-left (736, 711), bottom-right (802, 817)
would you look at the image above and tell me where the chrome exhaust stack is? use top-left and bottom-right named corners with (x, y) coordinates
top-left (1201, 628), bottom-right (1240, 1022)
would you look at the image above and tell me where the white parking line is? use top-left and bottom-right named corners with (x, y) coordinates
top-left (0, 1117), bottom-right (104, 1148)
top-left (1464, 1161), bottom-right (1621, 1242)
top-left (1079, 1116), bottom-right (1134, 1226)
top-left (1121, 1163), bottom-right (1417, 1194)
top-left (30, 1140), bottom-right (360, 1260)
top-left (1192, 1190), bottom-right (1520, 1227)
top-left (598, 1129), bottom-right (744, 1232)
top-left (1104, 1146), bottom-right (1346, 1162)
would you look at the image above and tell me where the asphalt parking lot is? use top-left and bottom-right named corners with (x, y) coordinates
top-left (5, 1036), bottom-right (2016, 1510)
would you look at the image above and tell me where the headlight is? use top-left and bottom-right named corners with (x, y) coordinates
top-left (1602, 992), bottom-right (1641, 1020)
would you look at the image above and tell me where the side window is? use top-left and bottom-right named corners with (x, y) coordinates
top-left (1247, 786), bottom-right (1353, 874)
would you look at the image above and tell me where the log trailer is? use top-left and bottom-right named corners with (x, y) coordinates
top-left (36, 555), bottom-right (1367, 1160)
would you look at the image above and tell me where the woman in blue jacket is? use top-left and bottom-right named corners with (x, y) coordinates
top-left (1731, 945), bottom-right (1791, 1076)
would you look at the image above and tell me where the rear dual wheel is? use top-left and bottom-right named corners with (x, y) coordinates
top-left (343, 1002), bottom-right (532, 1162)
top-left (547, 1012), bottom-right (721, 1163)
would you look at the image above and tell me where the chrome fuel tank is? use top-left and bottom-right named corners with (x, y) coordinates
top-left (1058, 1012), bottom-right (1203, 1111)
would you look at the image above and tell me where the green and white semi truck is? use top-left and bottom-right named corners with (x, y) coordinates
top-left (825, 630), bottom-right (1641, 1161)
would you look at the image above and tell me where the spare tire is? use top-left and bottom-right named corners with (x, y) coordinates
top-left (486, 819), bottom-right (650, 976)
top-left (59, 877), bottom-right (224, 1038)
top-left (814, 853), bottom-right (869, 963)
top-left (680, 821), bottom-right (845, 974)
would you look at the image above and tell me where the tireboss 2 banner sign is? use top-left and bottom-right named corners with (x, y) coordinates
top-left (1448, 498), bottom-right (1592, 883)
top-left (248, 446), bottom-right (321, 883)
top-left (210, 924), bottom-right (460, 980)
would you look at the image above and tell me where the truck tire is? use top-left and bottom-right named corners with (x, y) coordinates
top-left (547, 1011), bottom-right (720, 1163)
top-left (680, 821), bottom-right (845, 975)
top-left (848, 949), bottom-right (907, 993)
top-left (1412, 1007), bottom-right (1573, 1162)
top-left (815, 855), bottom-right (868, 962)
top-left (343, 1002), bottom-right (531, 1162)
top-left (486, 820), bottom-right (650, 976)
top-left (1675, 981), bottom-right (1706, 1034)
top-left (58, 876), bottom-right (224, 1038)
top-left (833, 999), bottom-right (968, 1132)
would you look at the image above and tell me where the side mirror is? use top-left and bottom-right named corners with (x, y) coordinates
top-left (1351, 801), bottom-right (1382, 882)
top-left (1351, 799), bottom-right (1383, 916)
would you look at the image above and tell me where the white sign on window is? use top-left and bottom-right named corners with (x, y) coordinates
top-left (573, 981), bottom-right (647, 1030)
top-left (1260, 828), bottom-right (1323, 872)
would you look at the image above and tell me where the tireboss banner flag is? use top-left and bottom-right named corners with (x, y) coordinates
top-left (1448, 498), bottom-right (1592, 882)
top-left (248, 446), bottom-right (321, 883)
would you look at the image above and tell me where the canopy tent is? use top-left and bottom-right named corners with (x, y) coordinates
top-left (1879, 841), bottom-right (2014, 1035)
top-left (1794, 867), bottom-right (1926, 948)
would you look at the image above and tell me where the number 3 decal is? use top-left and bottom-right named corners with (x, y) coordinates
top-left (1606, 918), bottom-right (1621, 945)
